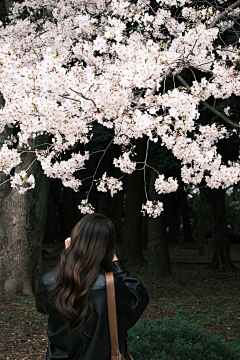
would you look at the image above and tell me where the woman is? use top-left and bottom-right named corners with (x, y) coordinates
top-left (35, 213), bottom-right (149, 360)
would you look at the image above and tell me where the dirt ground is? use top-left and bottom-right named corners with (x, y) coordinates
top-left (1, 243), bottom-right (240, 360)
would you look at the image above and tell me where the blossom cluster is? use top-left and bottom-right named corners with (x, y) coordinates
top-left (142, 200), bottom-right (164, 218)
top-left (0, 145), bottom-right (21, 175)
top-left (36, 152), bottom-right (89, 191)
top-left (113, 152), bottom-right (136, 174)
top-left (155, 175), bottom-right (178, 194)
top-left (78, 200), bottom-right (95, 215)
top-left (10, 171), bottom-right (35, 194)
top-left (96, 172), bottom-right (123, 197)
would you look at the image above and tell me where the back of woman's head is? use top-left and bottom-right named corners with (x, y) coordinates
top-left (50, 213), bottom-right (116, 337)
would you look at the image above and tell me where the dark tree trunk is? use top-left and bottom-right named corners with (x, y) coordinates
top-left (0, 135), bottom-right (50, 296)
top-left (148, 170), bottom-right (172, 276)
top-left (179, 188), bottom-right (193, 243)
top-left (57, 187), bottom-right (82, 242)
top-left (0, 0), bottom-right (8, 21)
top-left (64, 188), bottom-right (81, 238)
top-left (44, 190), bottom-right (58, 244)
top-left (3, 0), bottom-right (9, 13)
top-left (141, 214), bottom-right (148, 250)
top-left (166, 192), bottom-right (179, 243)
top-left (97, 192), bottom-right (111, 216)
top-left (121, 138), bottom-right (147, 266)
top-left (233, 183), bottom-right (239, 201)
top-left (197, 187), bottom-right (208, 255)
top-left (208, 188), bottom-right (234, 270)
top-left (228, 184), bottom-right (239, 236)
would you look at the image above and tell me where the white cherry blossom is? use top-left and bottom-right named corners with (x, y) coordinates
top-left (10, 171), bottom-right (35, 194)
top-left (96, 172), bottom-right (123, 197)
top-left (113, 152), bottom-right (136, 174)
top-left (142, 200), bottom-right (164, 218)
top-left (0, 145), bottom-right (21, 174)
top-left (155, 175), bottom-right (178, 194)
top-left (78, 200), bottom-right (95, 214)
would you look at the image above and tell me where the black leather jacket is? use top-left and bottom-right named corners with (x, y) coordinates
top-left (35, 260), bottom-right (149, 360)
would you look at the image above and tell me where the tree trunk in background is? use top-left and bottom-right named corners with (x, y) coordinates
top-left (179, 188), bottom-right (193, 243)
top-left (208, 188), bottom-right (234, 270)
top-left (56, 186), bottom-right (82, 242)
top-left (63, 187), bottom-right (81, 239)
top-left (141, 214), bottom-right (148, 250)
top-left (228, 184), bottom-right (239, 237)
top-left (121, 138), bottom-right (147, 266)
top-left (148, 170), bottom-right (172, 276)
top-left (0, 135), bottom-right (50, 296)
top-left (197, 187), bottom-right (208, 255)
top-left (4, 0), bottom-right (10, 13)
top-left (166, 192), bottom-right (179, 243)
top-left (97, 192), bottom-right (111, 216)
top-left (0, 0), bottom-right (8, 22)
top-left (44, 189), bottom-right (58, 244)
top-left (233, 183), bottom-right (239, 201)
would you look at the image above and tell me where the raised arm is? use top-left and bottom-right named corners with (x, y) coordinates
top-left (112, 260), bottom-right (149, 331)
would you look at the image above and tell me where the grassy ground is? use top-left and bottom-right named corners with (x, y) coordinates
top-left (1, 243), bottom-right (240, 359)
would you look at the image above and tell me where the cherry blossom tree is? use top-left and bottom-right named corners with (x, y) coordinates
top-left (1, 0), bottom-right (240, 207)
top-left (0, 0), bottom-right (240, 287)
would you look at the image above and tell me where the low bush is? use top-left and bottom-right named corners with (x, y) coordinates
top-left (128, 318), bottom-right (240, 360)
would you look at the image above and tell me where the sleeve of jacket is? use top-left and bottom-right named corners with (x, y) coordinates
top-left (112, 260), bottom-right (149, 331)
top-left (35, 273), bottom-right (51, 315)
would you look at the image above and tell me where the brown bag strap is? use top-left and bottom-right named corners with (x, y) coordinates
top-left (105, 272), bottom-right (121, 358)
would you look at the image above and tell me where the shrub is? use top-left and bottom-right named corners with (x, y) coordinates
top-left (127, 318), bottom-right (240, 360)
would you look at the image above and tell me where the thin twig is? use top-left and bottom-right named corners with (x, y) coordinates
top-left (118, 174), bottom-right (126, 181)
top-left (25, 158), bottom-right (37, 172)
top-left (59, 94), bottom-right (82, 103)
top-left (81, 175), bottom-right (94, 182)
top-left (0, 177), bottom-right (11, 187)
top-left (69, 87), bottom-right (100, 112)
top-left (89, 149), bottom-right (105, 156)
top-left (143, 139), bottom-right (149, 201)
top-left (146, 164), bottom-right (160, 176)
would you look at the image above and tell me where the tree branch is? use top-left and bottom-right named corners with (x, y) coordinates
top-left (199, 101), bottom-right (240, 130)
top-left (208, 0), bottom-right (240, 29)
top-left (69, 88), bottom-right (100, 112)
top-left (176, 75), bottom-right (240, 130)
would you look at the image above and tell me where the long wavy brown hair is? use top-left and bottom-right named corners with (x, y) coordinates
top-left (49, 213), bottom-right (116, 337)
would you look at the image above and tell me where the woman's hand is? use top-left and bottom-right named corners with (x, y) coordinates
top-left (65, 237), bottom-right (71, 249)
top-left (112, 254), bottom-right (118, 262)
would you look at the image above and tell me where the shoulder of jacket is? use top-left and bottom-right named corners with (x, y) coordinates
top-left (91, 270), bottom-right (122, 291)
top-left (92, 271), bottom-right (106, 290)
